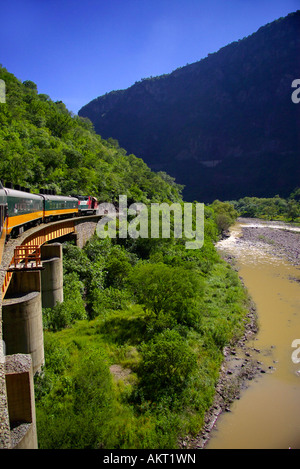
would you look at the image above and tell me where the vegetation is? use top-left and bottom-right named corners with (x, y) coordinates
top-left (232, 189), bottom-right (300, 223)
top-left (0, 65), bottom-right (183, 204)
top-left (209, 200), bottom-right (238, 231)
top-left (35, 205), bottom-right (249, 449)
top-left (0, 66), bottom-right (251, 448)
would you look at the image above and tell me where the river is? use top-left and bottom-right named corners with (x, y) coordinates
top-left (206, 218), bottom-right (300, 449)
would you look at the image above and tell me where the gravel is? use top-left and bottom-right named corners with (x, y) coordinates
top-left (240, 224), bottom-right (300, 266)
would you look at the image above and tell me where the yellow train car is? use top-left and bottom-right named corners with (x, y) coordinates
top-left (5, 186), bottom-right (44, 237)
top-left (0, 182), bottom-right (7, 264)
top-left (41, 193), bottom-right (79, 220)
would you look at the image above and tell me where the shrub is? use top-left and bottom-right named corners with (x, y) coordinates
top-left (137, 329), bottom-right (197, 401)
top-left (91, 286), bottom-right (132, 315)
top-left (127, 262), bottom-right (203, 327)
top-left (104, 253), bottom-right (133, 288)
top-left (43, 272), bottom-right (87, 331)
top-left (36, 346), bottom-right (116, 449)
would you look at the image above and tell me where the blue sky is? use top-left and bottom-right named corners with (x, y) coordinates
top-left (1, 0), bottom-right (299, 113)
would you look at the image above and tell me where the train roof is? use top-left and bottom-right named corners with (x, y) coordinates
top-left (40, 193), bottom-right (79, 202)
top-left (4, 187), bottom-right (42, 200)
top-left (74, 195), bottom-right (97, 200)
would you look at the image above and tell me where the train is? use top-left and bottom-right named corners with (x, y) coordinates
top-left (0, 181), bottom-right (98, 264)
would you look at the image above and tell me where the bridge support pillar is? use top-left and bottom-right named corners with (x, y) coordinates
top-left (5, 354), bottom-right (38, 449)
top-left (41, 243), bottom-right (64, 309)
top-left (2, 271), bottom-right (44, 374)
top-left (75, 218), bottom-right (99, 248)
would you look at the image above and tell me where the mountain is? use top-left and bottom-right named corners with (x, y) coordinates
top-left (79, 11), bottom-right (300, 203)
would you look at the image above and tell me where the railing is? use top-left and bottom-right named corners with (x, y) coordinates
top-left (10, 245), bottom-right (42, 270)
top-left (1, 219), bottom-right (76, 299)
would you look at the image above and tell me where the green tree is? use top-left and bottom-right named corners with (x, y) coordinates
top-left (127, 262), bottom-right (203, 327)
top-left (287, 200), bottom-right (300, 221)
top-left (104, 249), bottom-right (133, 288)
top-left (23, 80), bottom-right (38, 92)
top-left (210, 200), bottom-right (238, 232)
top-left (138, 329), bottom-right (197, 401)
top-left (290, 188), bottom-right (300, 202)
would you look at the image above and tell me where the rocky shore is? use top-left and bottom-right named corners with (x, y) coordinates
top-left (238, 218), bottom-right (300, 266)
top-left (180, 218), bottom-right (300, 450)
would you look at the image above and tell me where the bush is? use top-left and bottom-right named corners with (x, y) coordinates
top-left (43, 272), bottom-right (87, 331)
top-left (215, 212), bottom-right (232, 232)
top-left (127, 262), bottom-right (203, 327)
top-left (104, 250), bottom-right (133, 288)
top-left (137, 329), bottom-right (197, 402)
top-left (36, 346), bottom-right (116, 449)
top-left (210, 199), bottom-right (238, 233)
top-left (91, 286), bottom-right (132, 315)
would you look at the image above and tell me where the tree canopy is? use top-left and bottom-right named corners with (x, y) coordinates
top-left (0, 66), bottom-right (183, 204)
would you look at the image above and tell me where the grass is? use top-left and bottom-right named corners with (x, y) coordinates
top-left (35, 250), bottom-right (250, 449)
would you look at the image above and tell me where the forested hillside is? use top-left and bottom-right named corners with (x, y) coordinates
top-left (79, 11), bottom-right (300, 203)
top-left (35, 210), bottom-right (251, 449)
top-left (0, 65), bottom-right (254, 449)
top-left (0, 66), bottom-right (183, 204)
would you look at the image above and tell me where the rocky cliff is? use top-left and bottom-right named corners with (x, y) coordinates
top-left (79, 11), bottom-right (300, 202)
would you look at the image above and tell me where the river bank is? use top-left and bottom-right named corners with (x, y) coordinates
top-left (236, 218), bottom-right (300, 266)
top-left (181, 218), bottom-right (300, 449)
top-left (181, 273), bottom-right (263, 449)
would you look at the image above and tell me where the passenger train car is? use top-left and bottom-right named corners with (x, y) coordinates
top-left (5, 185), bottom-right (44, 236)
top-left (40, 190), bottom-right (79, 222)
top-left (0, 182), bottom-right (98, 265)
top-left (0, 181), bottom-right (7, 265)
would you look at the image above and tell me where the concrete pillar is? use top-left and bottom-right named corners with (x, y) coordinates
top-left (0, 365), bottom-right (11, 448)
top-left (5, 354), bottom-right (38, 449)
top-left (75, 219), bottom-right (98, 248)
top-left (0, 307), bottom-right (12, 448)
top-left (41, 243), bottom-right (64, 309)
top-left (2, 271), bottom-right (44, 374)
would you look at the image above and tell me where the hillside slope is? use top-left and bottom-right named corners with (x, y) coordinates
top-left (79, 11), bottom-right (300, 203)
top-left (0, 67), bottom-right (183, 205)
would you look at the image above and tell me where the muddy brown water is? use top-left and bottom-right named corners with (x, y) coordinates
top-left (206, 220), bottom-right (300, 449)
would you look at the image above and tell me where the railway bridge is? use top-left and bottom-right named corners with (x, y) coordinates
top-left (0, 214), bottom-right (102, 449)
